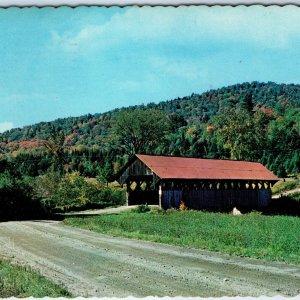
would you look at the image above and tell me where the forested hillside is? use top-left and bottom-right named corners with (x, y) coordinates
top-left (0, 81), bottom-right (299, 178)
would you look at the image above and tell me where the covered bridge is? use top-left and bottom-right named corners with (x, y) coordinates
top-left (115, 154), bottom-right (279, 210)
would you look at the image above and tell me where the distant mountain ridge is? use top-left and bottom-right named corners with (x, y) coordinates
top-left (1, 81), bottom-right (299, 156)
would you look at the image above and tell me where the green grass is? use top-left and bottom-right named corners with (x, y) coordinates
top-left (0, 260), bottom-right (72, 298)
top-left (64, 210), bottom-right (300, 264)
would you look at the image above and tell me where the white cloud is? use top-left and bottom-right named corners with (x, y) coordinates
top-left (0, 122), bottom-right (14, 133)
top-left (51, 6), bottom-right (300, 53)
top-left (51, 26), bottom-right (106, 52)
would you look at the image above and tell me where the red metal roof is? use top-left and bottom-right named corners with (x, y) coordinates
top-left (136, 154), bottom-right (279, 181)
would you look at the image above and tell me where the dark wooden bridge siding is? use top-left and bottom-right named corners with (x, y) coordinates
top-left (162, 189), bottom-right (271, 210)
top-left (121, 159), bottom-right (160, 205)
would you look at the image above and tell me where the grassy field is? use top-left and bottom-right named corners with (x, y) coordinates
top-left (65, 209), bottom-right (300, 264)
top-left (0, 259), bottom-right (72, 298)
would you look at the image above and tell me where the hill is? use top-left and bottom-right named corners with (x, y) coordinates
top-left (0, 81), bottom-right (299, 177)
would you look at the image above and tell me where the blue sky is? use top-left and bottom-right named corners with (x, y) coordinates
top-left (0, 6), bottom-right (299, 132)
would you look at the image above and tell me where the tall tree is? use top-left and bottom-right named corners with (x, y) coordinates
top-left (266, 108), bottom-right (300, 175)
top-left (111, 109), bottom-right (171, 156)
top-left (241, 92), bottom-right (254, 113)
top-left (42, 129), bottom-right (66, 174)
top-left (210, 108), bottom-right (267, 161)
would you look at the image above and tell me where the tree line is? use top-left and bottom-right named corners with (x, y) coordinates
top-left (0, 81), bottom-right (299, 219)
top-left (0, 81), bottom-right (299, 179)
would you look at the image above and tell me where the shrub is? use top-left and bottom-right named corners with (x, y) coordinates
top-left (32, 172), bottom-right (62, 210)
top-left (166, 207), bottom-right (177, 214)
top-left (32, 171), bottom-right (126, 212)
top-left (88, 185), bottom-right (126, 208)
top-left (289, 192), bottom-right (300, 202)
top-left (133, 204), bottom-right (150, 213)
top-left (150, 206), bottom-right (165, 214)
top-left (51, 172), bottom-right (93, 211)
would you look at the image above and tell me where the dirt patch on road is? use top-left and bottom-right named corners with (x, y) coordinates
top-left (0, 220), bottom-right (299, 297)
top-left (272, 187), bottom-right (300, 199)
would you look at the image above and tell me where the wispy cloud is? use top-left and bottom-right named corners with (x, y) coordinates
top-left (150, 57), bottom-right (208, 81)
top-left (0, 122), bottom-right (14, 133)
top-left (51, 6), bottom-right (300, 54)
top-left (51, 26), bottom-right (106, 52)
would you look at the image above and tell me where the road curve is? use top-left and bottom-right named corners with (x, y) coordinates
top-left (0, 220), bottom-right (299, 297)
top-left (272, 187), bottom-right (300, 199)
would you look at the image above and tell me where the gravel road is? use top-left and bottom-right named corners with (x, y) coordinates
top-left (272, 187), bottom-right (300, 199)
top-left (0, 220), bottom-right (299, 297)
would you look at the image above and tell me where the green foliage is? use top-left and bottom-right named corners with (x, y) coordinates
top-left (209, 108), bottom-right (269, 161)
top-left (0, 260), bottom-right (71, 297)
top-left (0, 171), bottom-right (14, 189)
top-left (96, 160), bottom-right (114, 183)
top-left (266, 108), bottom-right (300, 175)
top-left (289, 192), bottom-right (300, 202)
top-left (42, 129), bottom-right (66, 174)
top-left (0, 170), bottom-right (44, 221)
top-left (132, 203), bottom-right (150, 213)
top-left (111, 109), bottom-right (171, 156)
top-left (149, 206), bottom-right (165, 214)
top-left (48, 172), bottom-right (92, 211)
top-left (32, 171), bottom-right (126, 212)
top-left (32, 171), bottom-right (62, 210)
top-left (89, 185), bottom-right (126, 208)
top-left (65, 211), bottom-right (300, 264)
